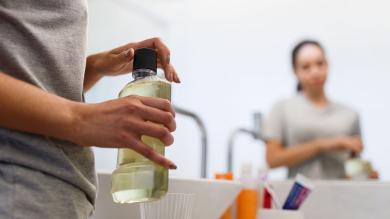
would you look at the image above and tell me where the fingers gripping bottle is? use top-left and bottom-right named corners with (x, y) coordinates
top-left (111, 48), bottom-right (171, 204)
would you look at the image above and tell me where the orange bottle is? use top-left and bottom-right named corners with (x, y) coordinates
top-left (215, 172), bottom-right (234, 219)
top-left (237, 164), bottom-right (258, 219)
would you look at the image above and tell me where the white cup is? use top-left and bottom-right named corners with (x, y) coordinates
top-left (140, 193), bottom-right (195, 219)
top-left (257, 209), bottom-right (305, 219)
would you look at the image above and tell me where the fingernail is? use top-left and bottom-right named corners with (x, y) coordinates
top-left (169, 163), bottom-right (177, 169)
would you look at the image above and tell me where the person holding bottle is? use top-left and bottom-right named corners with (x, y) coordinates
top-left (263, 40), bottom-right (378, 179)
top-left (0, 1), bottom-right (179, 218)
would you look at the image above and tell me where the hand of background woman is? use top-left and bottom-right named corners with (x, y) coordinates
top-left (317, 136), bottom-right (363, 154)
top-left (369, 170), bottom-right (379, 179)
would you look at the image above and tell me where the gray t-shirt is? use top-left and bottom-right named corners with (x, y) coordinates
top-left (0, 0), bottom-right (96, 216)
top-left (263, 93), bottom-right (361, 179)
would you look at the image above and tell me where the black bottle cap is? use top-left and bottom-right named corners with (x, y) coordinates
top-left (133, 48), bottom-right (157, 72)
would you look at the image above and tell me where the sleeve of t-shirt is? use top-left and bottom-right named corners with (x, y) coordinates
top-left (262, 101), bottom-right (284, 142)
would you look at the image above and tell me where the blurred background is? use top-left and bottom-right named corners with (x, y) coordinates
top-left (86, 0), bottom-right (390, 180)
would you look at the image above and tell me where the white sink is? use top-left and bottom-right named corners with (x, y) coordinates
top-left (91, 172), bottom-right (241, 219)
top-left (269, 180), bottom-right (390, 219)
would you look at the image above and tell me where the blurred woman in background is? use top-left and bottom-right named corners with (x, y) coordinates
top-left (263, 40), bottom-right (373, 179)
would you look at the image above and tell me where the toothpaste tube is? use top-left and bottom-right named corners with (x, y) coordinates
top-left (264, 182), bottom-right (282, 209)
top-left (282, 174), bottom-right (314, 210)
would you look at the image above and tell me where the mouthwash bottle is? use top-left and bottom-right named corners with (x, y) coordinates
top-left (111, 48), bottom-right (171, 204)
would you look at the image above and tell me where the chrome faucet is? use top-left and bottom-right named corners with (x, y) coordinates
top-left (174, 106), bottom-right (208, 178)
top-left (227, 112), bottom-right (263, 172)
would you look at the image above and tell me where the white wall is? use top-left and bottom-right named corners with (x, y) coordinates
top-left (86, 0), bottom-right (390, 180)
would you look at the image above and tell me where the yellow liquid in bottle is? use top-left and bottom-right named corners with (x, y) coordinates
top-left (111, 75), bottom-right (171, 203)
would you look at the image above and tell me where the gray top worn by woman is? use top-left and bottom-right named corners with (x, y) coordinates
top-left (0, 0), bottom-right (96, 217)
top-left (263, 93), bottom-right (361, 179)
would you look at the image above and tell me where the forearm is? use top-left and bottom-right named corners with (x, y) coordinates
top-left (0, 72), bottom-right (79, 142)
top-left (84, 53), bottom-right (104, 92)
top-left (266, 140), bottom-right (322, 168)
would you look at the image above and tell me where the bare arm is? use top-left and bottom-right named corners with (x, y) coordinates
top-left (0, 72), bottom-right (77, 140)
top-left (84, 53), bottom-right (105, 91)
top-left (0, 72), bottom-right (177, 169)
top-left (266, 137), bottom-right (363, 168)
top-left (266, 139), bottom-right (323, 168)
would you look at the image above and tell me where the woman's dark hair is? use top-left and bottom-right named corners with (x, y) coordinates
top-left (291, 40), bottom-right (324, 92)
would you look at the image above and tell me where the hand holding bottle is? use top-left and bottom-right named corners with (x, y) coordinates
top-left (68, 95), bottom-right (177, 169)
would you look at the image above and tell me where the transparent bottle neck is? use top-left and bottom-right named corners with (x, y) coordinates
top-left (132, 69), bottom-right (157, 80)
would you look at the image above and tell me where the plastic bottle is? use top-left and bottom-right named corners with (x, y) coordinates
top-left (345, 156), bottom-right (373, 180)
top-left (111, 48), bottom-right (171, 204)
top-left (237, 163), bottom-right (258, 219)
top-left (215, 172), bottom-right (234, 219)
